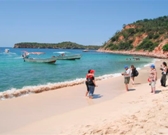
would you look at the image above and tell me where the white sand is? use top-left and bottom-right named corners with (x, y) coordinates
top-left (1, 59), bottom-right (168, 135)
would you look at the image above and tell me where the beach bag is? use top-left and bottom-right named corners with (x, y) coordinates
top-left (135, 69), bottom-right (139, 77)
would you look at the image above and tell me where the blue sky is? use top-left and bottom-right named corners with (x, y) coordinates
top-left (0, 0), bottom-right (168, 47)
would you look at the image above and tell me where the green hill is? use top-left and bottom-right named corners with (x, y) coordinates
top-left (14, 41), bottom-right (100, 50)
top-left (100, 16), bottom-right (168, 52)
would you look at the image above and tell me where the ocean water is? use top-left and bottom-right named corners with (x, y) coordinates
top-left (0, 47), bottom-right (154, 98)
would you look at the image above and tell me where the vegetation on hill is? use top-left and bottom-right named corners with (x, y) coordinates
top-left (14, 42), bottom-right (100, 50)
top-left (101, 16), bottom-right (168, 52)
top-left (162, 44), bottom-right (168, 51)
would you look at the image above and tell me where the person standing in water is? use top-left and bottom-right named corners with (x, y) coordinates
top-left (149, 64), bottom-right (157, 93)
top-left (122, 65), bottom-right (131, 91)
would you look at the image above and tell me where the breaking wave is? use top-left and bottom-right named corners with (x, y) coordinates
top-left (0, 73), bottom-right (123, 100)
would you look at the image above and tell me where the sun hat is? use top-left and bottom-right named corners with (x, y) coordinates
top-left (124, 65), bottom-right (128, 69)
top-left (150, 64), bottom-right (155, 68)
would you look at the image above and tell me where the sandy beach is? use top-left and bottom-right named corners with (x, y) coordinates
top-left (1, 59), bottom-right (168, 135)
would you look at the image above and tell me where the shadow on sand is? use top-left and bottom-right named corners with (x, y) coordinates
top-left (93, 94), bottom-right (103, 99)
top-left (128, 89), bottom-right (136, 91)
top-left (155, 90), bottom-right (162, 94)
top-left (134, 83), bottom-right (141, 85)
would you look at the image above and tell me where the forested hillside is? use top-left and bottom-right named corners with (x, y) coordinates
top-left (14, 41), bottom-right (100, 50)
top-left (100, 16), bottom-right (168, 52)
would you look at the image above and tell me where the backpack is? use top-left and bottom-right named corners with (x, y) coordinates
top-left (87, 76), bottom-right (94, 85)
top-left (135, 69), bottom-right (139, 77)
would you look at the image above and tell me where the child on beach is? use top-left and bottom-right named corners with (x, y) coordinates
top-left (149, 64), bottom-right (157, 93)
top-left (86, 69), bottom-right (97, 99)
top-left (122, 65), bottom-right (131, 91)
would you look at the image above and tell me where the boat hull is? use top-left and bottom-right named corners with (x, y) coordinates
top-left (24, 57), bottom-right (57, 63)
top-left (56, 55), bottom-right (81, 60)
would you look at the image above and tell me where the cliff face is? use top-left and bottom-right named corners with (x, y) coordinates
top-left (99, 16), bottom-right (168, 58)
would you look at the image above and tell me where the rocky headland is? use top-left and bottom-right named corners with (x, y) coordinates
top-left (98, 16), bottom-right (168, 59)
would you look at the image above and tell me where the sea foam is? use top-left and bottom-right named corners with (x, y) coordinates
top-left (0, 73), bottom-right (122, 100)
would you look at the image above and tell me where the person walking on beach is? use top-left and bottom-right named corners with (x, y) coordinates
top-left (86, 69), bottom-right (97, 99)
top-left (130, 65), bottom-right (139, 85)
top-left (149, 64), bottom-right (157, 93)
top-left (122, 65), bottom-right (131, 91)
top-left (160, 62), bottom-right (167, 87)
top-left (85, 69), bottom-right (91, 96)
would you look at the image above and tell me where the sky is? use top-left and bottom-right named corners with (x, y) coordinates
top-left (0, 0), bottom-right (168, 47)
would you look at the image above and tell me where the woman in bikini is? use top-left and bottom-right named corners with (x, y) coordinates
top-left (149, 64), bottom-right (157, 94)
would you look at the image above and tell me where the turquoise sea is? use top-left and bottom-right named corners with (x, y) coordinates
top-left (0, 47), bottom-right (154, 98)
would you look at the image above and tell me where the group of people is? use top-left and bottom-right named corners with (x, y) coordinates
top-left (85, 65), bottom-right (138, 99)
top-left (122, 61), bottom-right (168, 94)
top-left (85, 61), bottom-right (168, 99)
top-left (121, 65), bottom-right (139, 91)
top-left (144, 61), bottom-right (167, 94)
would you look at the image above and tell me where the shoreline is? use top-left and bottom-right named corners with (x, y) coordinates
top-left (0, 49), bottom-right (158, 100)
top-left (97, 49), bottom-right (168, 59)
top-left (0, 59), bottom-right (166, 134)
top-left (1, 59), bottom-right (167, 135)
top-left (0, 57), bottom-right (155, 100)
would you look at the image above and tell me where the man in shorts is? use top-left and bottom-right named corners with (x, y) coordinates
top-left (122, 65), bottom-right (131, 91)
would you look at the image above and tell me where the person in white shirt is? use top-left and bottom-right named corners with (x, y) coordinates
top-left (122, 65), bottom-right (131, 91)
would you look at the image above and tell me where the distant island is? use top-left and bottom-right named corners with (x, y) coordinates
top-left (14, 41), bottom-right (100, 50)
top-left (99, 16), bottom-right (168, 58)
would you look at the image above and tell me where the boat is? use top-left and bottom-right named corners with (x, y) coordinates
top-left (5, 49), bottom-right (10, 53)
top-left (83, 49), bottom-right (89, 52)
top-left (23, 57), bottom-right (57, 63)
top-left (54, 52), bottom-right (81, 60)
top-left (22, 51), bottom-right (57, 63)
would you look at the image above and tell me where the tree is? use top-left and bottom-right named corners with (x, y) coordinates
top-left (136, 39), bottom-right (157, 51)
top-left (117, 42), bottom-right (133, 50)
top-left (162, 44), bottom-right (168, 51)
top-left (123, 24), bottom-right (126, 28)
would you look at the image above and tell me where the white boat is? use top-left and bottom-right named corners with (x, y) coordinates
top-left (54, 52), bottom-right (81, 60)
top-left (5, 49), bottom-right (10, 53)
top-left (83, 49), bottom-right (89, 52)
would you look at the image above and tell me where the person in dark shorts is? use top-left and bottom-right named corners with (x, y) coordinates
top-left (130, 65), bottom-right (138, 85)
top-left (160, 62), bottom-right (167, 87)
top-left (86, 69), bottom-right (97, 99)
top-left (85, 69), bottom-right (91, 96)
